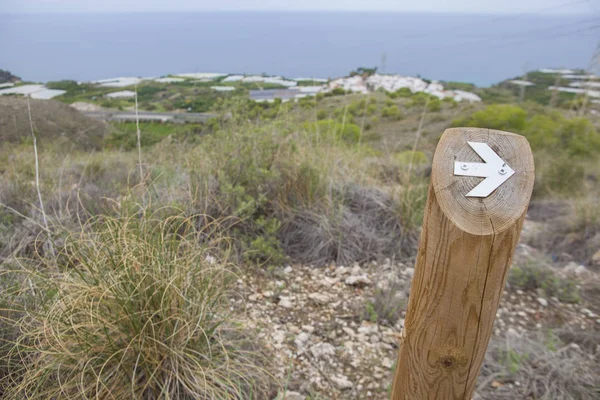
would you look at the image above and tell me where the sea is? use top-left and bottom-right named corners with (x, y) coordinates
top-left (0, 12), bottom-right (597, 86)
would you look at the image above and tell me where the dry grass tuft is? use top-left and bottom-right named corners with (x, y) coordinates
top-left (1, 212), bottom-right (275, 399)
top-left (476, 331), bottom-right (600, 400)
top-left (279, 184), bottom-right (415, 266)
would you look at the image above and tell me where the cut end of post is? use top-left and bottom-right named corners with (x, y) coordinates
top-left (432, 127), bottom-right (535, 235)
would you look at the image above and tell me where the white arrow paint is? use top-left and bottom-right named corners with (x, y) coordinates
top-left (454, 141), bottom-right (515, 198)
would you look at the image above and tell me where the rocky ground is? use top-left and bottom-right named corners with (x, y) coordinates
top-left (231, 220), bottom-right (600, 400)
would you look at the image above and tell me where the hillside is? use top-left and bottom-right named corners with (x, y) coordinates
top-left (0, 70), bottom-right (20, 84)
top-left (0, 80), bottom-right (599, 399)
top-left (0, 97), bottom-right (108, 150)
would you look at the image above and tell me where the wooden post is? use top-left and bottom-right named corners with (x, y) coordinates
top-left (390, 128), bottom-right (534, 400)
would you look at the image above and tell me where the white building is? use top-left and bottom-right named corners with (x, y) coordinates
top-left (105, 90), bottom-right (137, 98)
top-left (548, 86), bottom-right (600, 98)
top-left (0, 84), bottom-right (65, 99)
top-left (93, 77), bottom-right (144, 87)
top-left (175, 73), bottom-right (226, 80)
top-left (211, 86), bottom-right (236, 92)
top-left (154, 77), bottom-right (185, 83)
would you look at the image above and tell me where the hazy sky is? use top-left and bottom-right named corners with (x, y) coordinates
top-left (1, 0), bottom-right (596, 14)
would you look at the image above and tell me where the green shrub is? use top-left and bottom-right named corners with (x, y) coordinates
top-left (45, 80), bottom-right (80, 91)
top-left (537, 154), bottom-right (586, 195)
top-left (316, 109), bottom-right (328, 120)
top-left (428, 98), bottom-right (441, 112)
top-left (366, 103), bottom-right (378, 116)
top-left (458, 104), bottom-right (527, 132)
top-left (508, 263), bottom-right (580, 303)
top-left (559, 117), bottom-right (600, 157)
top-left (347, 99), bottom-right (367, 116)
top-left (395, 150), bottom-right (428, 166)
top-left (395, 88), bottom-right (413, 98)
top-left (304, 119), bottom-right (362, 143)
top-left (522, 113), bottom-right (563, 150)
top-left (105, 122), bottom-right (203, 150)
top-left (382, 105), bottom-right (403, 120)
top-left (409, 92), bottom-right (437, 108)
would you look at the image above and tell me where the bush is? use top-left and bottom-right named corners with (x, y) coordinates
top-left (508, 263), bottom-right (580, 303)
top-left (458, 104), bottom-right (527, 132)
top-left (3, 213), bottom-right (274, 399)
top-left (428, 98), bottom-right (441, 112)
top-left (305, 119), bottom-right (362, 143)
top-left (536, 154), bottom-right (586, 195)
top-left (316, 109), bottom-right (328, 120)
top-left (366, 103), bottom-right (378, 116)
top-left (382, 105), bottom-right (403, 120)
top-left (395, 150), bottom-right (428, 166)
top-left (522, 113), bottom-right (563, 150)
top-left (408, 92), bottom-right (437, 108)
top-left (395, 88), bottom-right (413, 98)
top-left (559, 117), bottom-right (600, 157)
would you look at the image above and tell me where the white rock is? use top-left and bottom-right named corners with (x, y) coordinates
top-left (272, 330), bottom-right (286, 344)
top-left (591, 249), bottom-right (600, 266)
top-left (248, 293), bottom-right (261, 302)
top-left (358, 322), bottom-right (378, 335)
top-left (308, 292), bottom-right (330, 305)
top-left (342, 327), bottom-right (356, 337)
top-left (278, 297), bottom-right (294, 309)
top-left (283, 392), bottom-right (306, 400)
top-left (335, 266), bottom-right (349, 276)
top-left (295, 332), bottom-right (310, 353)
top-left (382, 357), bottom-right (394, 369)
top-left (310, 342), bottom-right (336, 359)
top-left (345, 275), bottom-right (372, 287)
top-left (331, 374), bottom-right (353, 390)
top-left (403, 268), bottom-right (415, 278)
top-left (283, 266), bottom-right (293, 274)
top-left (537, 297), bottom-right (548, 307)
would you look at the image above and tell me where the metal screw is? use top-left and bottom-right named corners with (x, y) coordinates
top-left (499, 168), bottom-right (507, 175)
top-left (461, 163), bottom-right (469, 170)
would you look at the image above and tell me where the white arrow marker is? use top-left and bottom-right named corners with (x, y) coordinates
top-left (454, 141), bottom-right (515, 198)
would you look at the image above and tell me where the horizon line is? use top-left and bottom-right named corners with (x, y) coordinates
top-left (0, 10), bottom-right (590, 16)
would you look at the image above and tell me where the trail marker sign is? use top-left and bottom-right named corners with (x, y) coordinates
top-left (453, 141), bottom-right (515, 197)
top-left (390, 128), bottom-right (534, 400)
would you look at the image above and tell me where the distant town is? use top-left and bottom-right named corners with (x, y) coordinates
top-left (1, 68), bottom-right (598, 104)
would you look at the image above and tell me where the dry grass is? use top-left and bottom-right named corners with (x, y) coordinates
top-left (1, 212), bottom-right (275, 399)
top-left (476, 331), bottom-right (600, 400)
top-left (0, 97), bottom-right (108, 150)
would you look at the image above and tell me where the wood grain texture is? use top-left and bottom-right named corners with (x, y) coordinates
top-left (390, 128), bottom-right (534, 400)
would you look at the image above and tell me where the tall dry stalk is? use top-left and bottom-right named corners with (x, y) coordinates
top-left (405, 97), bottom-right (430, 183)
top-left (134, 85), bottom-right (143, 183)
top-left (27, 97), bottom-right (55, 259)
top-left (397, 97), bottom-right (430, 249)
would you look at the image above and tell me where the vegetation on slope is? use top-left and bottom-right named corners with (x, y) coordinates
top-left (0, 84), bottom-right (599, 398)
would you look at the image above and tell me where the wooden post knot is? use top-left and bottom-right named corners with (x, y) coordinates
top-left (433, 346), bottom-right (467, 371)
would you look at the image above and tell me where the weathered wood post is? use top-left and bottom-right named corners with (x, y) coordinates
top-left (391, 127), bottom-right (534, 400)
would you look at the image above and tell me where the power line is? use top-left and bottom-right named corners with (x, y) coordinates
top-left (486, 24), bottom-right (600, 50)
top-left (402, 0), bottom-right (593, 39)
top-left (395, 21), bottom-right (600, 56)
